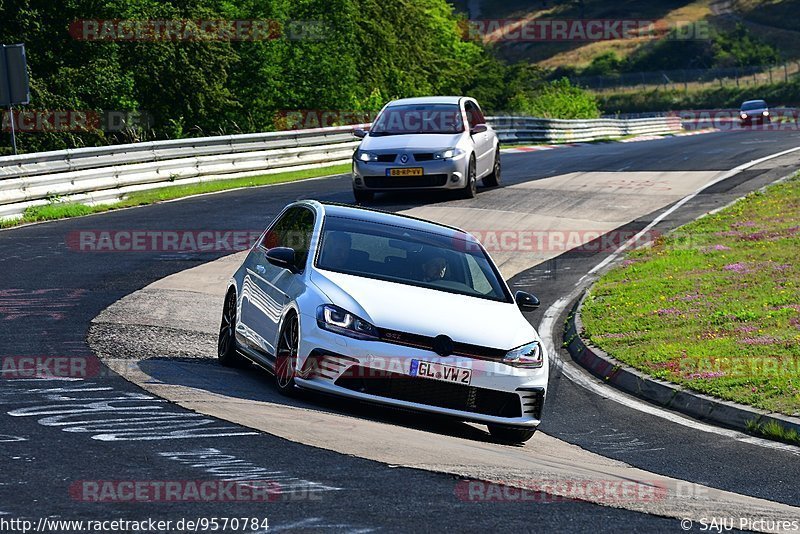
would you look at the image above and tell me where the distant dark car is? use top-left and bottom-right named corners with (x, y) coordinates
top-left (739, 100), bottom-right (770, 126)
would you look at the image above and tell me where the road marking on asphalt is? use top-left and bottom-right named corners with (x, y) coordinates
top-left (268, 518), bottom-right (376, 533)
top-left (540, 145), bottom-right (800, 455)
top-left (159, 447), bottom-right (341, 493)
top-left (3, 380), bottom-right (259, 441)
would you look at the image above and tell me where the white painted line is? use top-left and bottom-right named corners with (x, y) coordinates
top-left (269, 518), bottom-right (375, 533)
top-left (539, 145), bottom-right (800, 454)
top-left (586, 145), bottom-right (800, 280)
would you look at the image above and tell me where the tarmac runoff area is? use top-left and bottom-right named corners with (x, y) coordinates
top-left (89, 169), bottom-right (800, 530)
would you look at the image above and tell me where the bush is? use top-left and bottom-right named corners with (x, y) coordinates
top-left (509, 78), bottom-right (600, 119)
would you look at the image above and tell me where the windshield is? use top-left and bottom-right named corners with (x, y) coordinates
top-left (369, 104), bottom-right (464, 136)
top-left (315, 216), bottom-right (511, 302)
top-left (741, 101), bottom-right (767, 110)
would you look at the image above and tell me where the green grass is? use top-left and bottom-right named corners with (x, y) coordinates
top-left (0, 164), bottom-right (351, 229)
top-left (581, 175), bottom-right (800, 416)
top-left (746, 419), bottom-right (800, 445)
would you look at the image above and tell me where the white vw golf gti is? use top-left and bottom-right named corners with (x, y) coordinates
top-left (218, 201), bottom-right (547, 442)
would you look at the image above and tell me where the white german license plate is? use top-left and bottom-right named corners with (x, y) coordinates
top-left (409, 359), bottom-right (472, 385)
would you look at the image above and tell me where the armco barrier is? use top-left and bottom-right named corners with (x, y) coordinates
top-left (0, 116), bottom-right (681, 220)
top-left (486, 115), bottom-right (682, 144)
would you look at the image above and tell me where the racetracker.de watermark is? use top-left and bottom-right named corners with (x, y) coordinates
top-left (0, 355), bottom-right (104, 379)
top-left (69, 19), bottom-right (329, 41)
top-left (1, 110), bottom-right (151, 133)
top-left (456, 479), bottom-right (668, 503)
top-left (67, 229), bottom-right (667, 253)
top-left (464, 19), bottom-right (711, 42)
top-left (461, 229), bottom-right (663, 253)
top-left (67, 230), bottom-right (263, 252)
top-left (669, 355), bottom-right (800, 379)
top-left (676, 108), bottom-right (800, 131)
top-left (274, 110), bottom-right (378, 130)
top-left (70, 480), bottom-right (281, 502)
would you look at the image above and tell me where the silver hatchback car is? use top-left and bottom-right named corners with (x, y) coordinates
top-left (351, 96), bottom-right (501, 202)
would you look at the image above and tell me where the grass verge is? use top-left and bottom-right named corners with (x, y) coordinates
top-left (0, 164), bottom-right (351, 229)
top-left (581, 175), bottom-right (800, 419)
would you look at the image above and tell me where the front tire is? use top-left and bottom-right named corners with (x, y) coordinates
top-left (482, 148), bottom-right (501, 187)
top-left (459, 156), bottom-right (477, 199)
top-left (353, 188), bottom-right (374, 203)
top-left (218, 289), bottom-right (245, 367)
top-left (488, 424), bottom-right (536, 443)
top-left (274, 313), bottom-right (300, 396)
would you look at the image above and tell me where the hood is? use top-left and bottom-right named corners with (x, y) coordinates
top-left (310, 269), bottom-right (537, 351)
top-left (359, 133), bottom-right (463, 152)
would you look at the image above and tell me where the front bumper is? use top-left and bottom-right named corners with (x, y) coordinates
top-left (352, 156), bottom-right (468, 191)
top-left (295, 312), bottom-right (547, 428)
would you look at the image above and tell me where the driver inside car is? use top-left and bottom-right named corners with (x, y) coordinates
top-left (421, 253), bottom-right (447, 282)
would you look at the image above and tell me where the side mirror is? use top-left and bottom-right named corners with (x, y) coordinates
top-left (470, 124), bottom-right (488, 135)
top-left (514, 291), bottom-right (540, 312)
top-left (265, 247), bottom-right (300, 273)
top-left (353, 128), bottom-right (367, 139)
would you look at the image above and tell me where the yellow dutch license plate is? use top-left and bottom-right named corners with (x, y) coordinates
top-left (387, 167), bottom-right (423, 177)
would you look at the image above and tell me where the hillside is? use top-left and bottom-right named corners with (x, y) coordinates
top-left (449, 0), bottom-right (800, 69)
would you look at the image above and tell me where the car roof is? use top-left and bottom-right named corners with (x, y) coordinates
top-left (741, 99), bottom-right (767, 106)
top-left (386, 96), bottom-right (465, 106)
top-left (311, 201), bottom-right (477, 242)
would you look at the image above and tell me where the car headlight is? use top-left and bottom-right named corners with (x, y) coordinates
top-left (316, 304), bottom-right (379, 340)
top-left (356, 151), bottom-right (378, 162)
top-left (433, 148), bottom-right (465, 160)
top-left (763, 111), bottom-right (769, 116)
top-left (740, 113), bottom-right (748, 119)
top-left (503, 341), bottom-right (544, 368)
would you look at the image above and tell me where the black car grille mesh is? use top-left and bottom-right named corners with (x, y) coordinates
top-left (335, 366), bottom-right (522, 418)
top-left (364, 175), bottom-right (448, 188)
top-left (518, 387), bottom-right (545, 420)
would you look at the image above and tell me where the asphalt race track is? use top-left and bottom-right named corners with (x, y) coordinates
top-left (2, 128), bottom-right (800, 533)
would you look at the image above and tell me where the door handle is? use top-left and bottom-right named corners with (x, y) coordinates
top-left (255, 264), bottom-right (266, 275)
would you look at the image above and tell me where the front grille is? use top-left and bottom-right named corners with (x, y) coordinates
top-left (335, 366), bottom-right (522, 418)
top-left (377, 327), bottom-right (508, 360)
top-left (518, 387), bottom-right (544, 419)
top-left (364, 174), bottom-right (448, 189)
top-left (376, 154), bottom-right (397, 163)
top-left (414, 153), bottom-right (434, 161)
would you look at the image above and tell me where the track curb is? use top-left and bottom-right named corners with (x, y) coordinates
top-left (564, 292), bottom-right (800, 441)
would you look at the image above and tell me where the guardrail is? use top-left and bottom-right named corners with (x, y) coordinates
top-left (487, 116), bottom-right (682, 144)
top-left (0, 115), bottom-right (682, 220)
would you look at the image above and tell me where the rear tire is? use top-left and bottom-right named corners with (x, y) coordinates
top-left (353, 189), bottom-right (374, 203)
top-left (218, 290), bottom-right (245, 367)
top-left (482, 148), bottom-right (501, 187)
top-left (488, 424), bottom-right (536, 443)
top-left (274, 313), bottom-right (300, 396)
top-left (459, 156), bottom-right (477, 199)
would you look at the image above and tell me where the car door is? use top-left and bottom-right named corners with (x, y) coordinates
top-left (239, 206), bottom-right (314, 358)
top-left (465, 99), bottom-right (494, 177)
